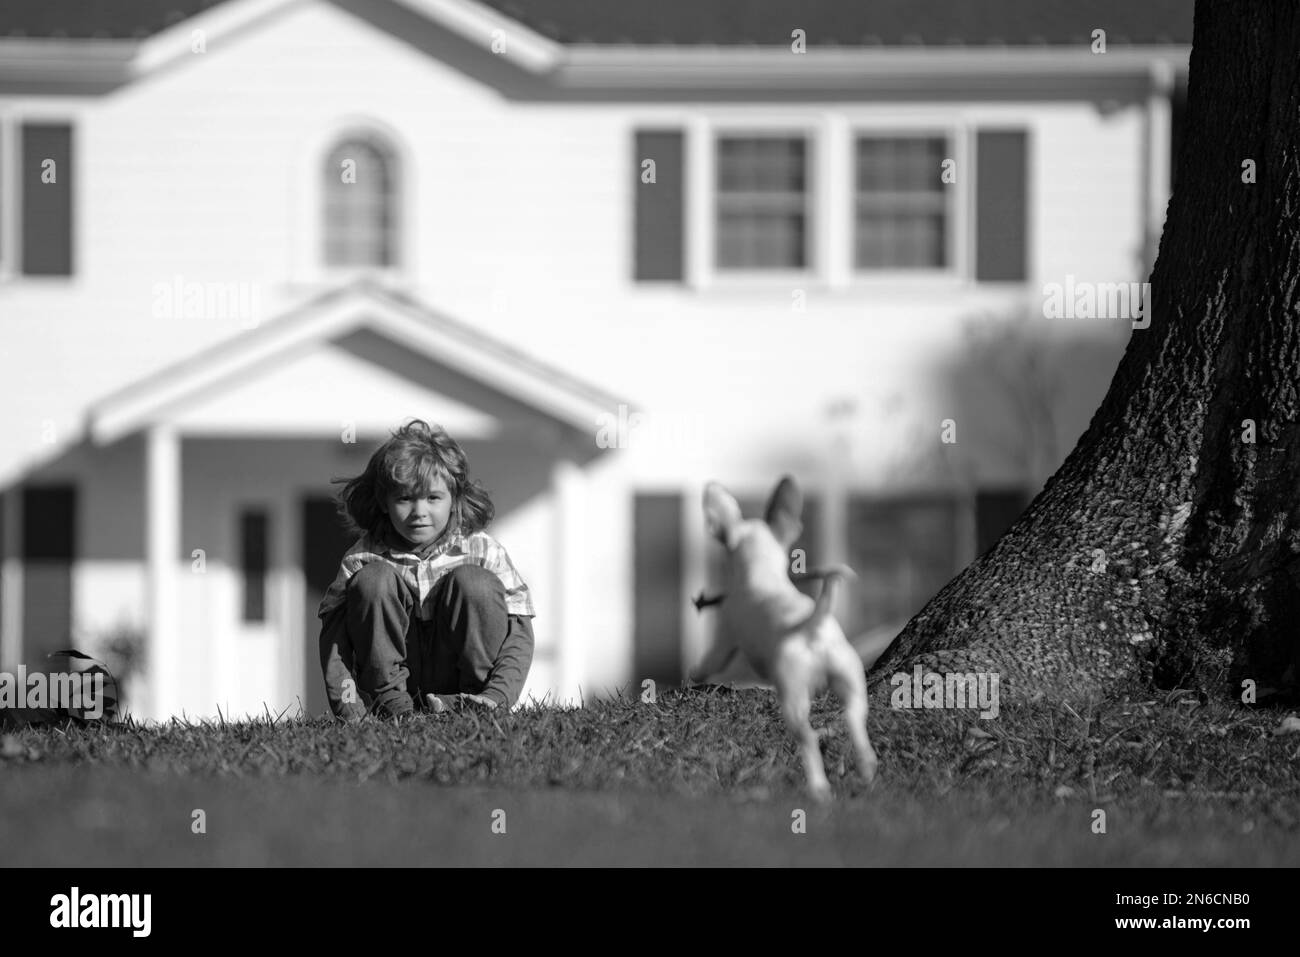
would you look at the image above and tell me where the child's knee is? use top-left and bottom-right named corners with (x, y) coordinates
top-left (347, 562), bottom-right (406, 603)
top-left (446, 564), bottom-right (504, 605)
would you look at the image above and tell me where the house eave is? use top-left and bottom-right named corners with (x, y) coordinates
top-left (552, 45), bottom-right (1190, 97)
top-left (0, 25), bottom-right (1190, 98)
top-left (0, 39), bottom-right (136, 94)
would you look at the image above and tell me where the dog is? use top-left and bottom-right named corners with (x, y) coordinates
top-left (691, 476), bottom-right (877, 800)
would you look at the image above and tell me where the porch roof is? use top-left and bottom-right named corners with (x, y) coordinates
top-left (84, 279), bottom-right (627, 447)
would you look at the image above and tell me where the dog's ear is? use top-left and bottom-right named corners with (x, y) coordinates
top-left (703, 482), bottom-right (744, 549)
top-left (764, 475), bottom-right (804, 549)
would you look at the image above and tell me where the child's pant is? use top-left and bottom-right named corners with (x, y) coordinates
top-left (345, 561), bottom-right (509, 715)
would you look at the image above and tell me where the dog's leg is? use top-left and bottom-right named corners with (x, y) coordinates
top-left (828, 647), bottom-right (878, 786)
top-left (777, 674), bottom-right (831, 802)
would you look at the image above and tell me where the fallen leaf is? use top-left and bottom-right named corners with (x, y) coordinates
top-left (1273, 715), bottom-right (1300, 736)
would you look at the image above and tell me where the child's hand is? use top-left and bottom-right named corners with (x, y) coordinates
top-left (424, 693), bottom-right (498, 713)
top-left (337, 700), bottom-right (369, 723)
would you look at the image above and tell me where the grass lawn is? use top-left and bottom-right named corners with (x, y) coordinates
top-left (2, 686), bottom-right (1297, 866)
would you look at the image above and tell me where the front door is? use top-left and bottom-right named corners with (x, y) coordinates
top-left (301, 495), bottom-right (355, 717)
top-left (215, 495), bottom-right (281, 718)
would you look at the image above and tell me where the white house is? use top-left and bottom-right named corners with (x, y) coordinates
top-left (0, 0), bottom-right (1193, 720)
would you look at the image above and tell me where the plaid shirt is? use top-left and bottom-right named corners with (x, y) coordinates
top-left (317, 525), bottom-right (535, 622)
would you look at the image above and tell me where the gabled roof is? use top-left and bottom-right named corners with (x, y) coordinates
top-left (0, 0), bottom-right (1194, 45)
top-left (86, 279), bottom-right (626, 446)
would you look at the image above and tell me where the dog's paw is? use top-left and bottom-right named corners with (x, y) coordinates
top-left (860, 753), bottom-right (879, 788)
top-left (808, 779), bottom-right (833, 803)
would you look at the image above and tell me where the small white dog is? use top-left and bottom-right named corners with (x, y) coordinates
top-left (691, 476), bottom-right (878, 800)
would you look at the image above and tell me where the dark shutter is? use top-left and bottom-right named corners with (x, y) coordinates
top-left (240, 509), bottom-right (269, 623)
top-left (975, 129), bottom-right (1028, 282)
top-left (633, 493), bottom-right (683, 687)
top-left (21, 122), bottom-right (74, 276)
top-left (1170, 73), bottom-right (1189, 194)
top-left (302, 496), bottom-right (355, 716)
top-left (21, 484), bottom-right (77, 667)
top-left (634, 129), bottom-right (685, 281)
top-left (975, 488), bottom-right (1030, 558)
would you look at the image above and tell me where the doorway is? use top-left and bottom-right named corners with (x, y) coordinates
top-left (300, 495), bottom-right (356, 716)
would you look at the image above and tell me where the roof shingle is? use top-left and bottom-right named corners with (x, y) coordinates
top-left (0, 0), bottom-right (1195, 46)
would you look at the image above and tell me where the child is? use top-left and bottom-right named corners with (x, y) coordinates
top-left (316, 419), bottom-right (535, 720)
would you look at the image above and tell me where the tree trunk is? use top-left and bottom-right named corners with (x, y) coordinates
top-left (869, 0), bottom-right (1300, 706)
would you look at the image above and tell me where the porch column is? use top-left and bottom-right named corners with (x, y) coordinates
top-left (145, 424), bottom-right (181, 722)
top-left (550, 456), bottom-right (586, 706)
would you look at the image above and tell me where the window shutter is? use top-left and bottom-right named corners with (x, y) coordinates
top-left (633, 493), bottom-right (683, 686)
top-left (302, 495), bottom-right (357, 717)
top-left (1170, 73), bottom-right (1189, 193)
top-left (634, 129), bottom-right (685, 282)
top-left (975, 129), bottom-right (1029, 282)
top-left (241, 509), bottom-right (270, 623)
top-left (21, 122), bottom-right (74, 276)
top-left (21, 484), bottom-right (77, 666)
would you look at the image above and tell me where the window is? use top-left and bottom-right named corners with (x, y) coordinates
top-left (240, 509), bottom-right (269, 624)
top-left (854, 135), bottom-right (949, 270)
top-left (322, 137), bottom-right (398, 268)
top-left (667, 118), bottom-right (1016, 287)
top-left (715, 135), bottom-right (810, 270)
top-left (844, 495), bottom-right (962, 635)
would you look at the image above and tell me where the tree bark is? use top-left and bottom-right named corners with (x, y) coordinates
top-left (870, 0), bottom-right (1300, 705)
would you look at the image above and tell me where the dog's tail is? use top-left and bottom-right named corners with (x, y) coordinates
top-left (796, 564), bottom-right (856, 632)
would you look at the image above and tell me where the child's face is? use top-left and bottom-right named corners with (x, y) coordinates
top-left (383, 474), bottom-right (454, 547)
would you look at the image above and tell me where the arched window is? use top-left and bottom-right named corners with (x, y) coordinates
top-left (322, 136), bottom-right (399, 268)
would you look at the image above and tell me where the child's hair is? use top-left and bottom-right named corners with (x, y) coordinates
top-left (331, 419), bottom-right (495, 541)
